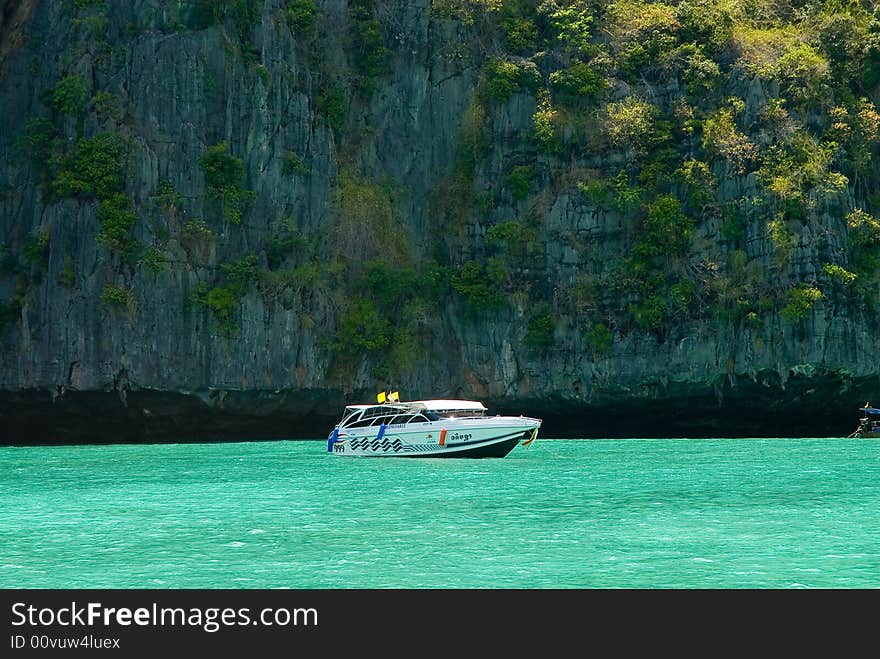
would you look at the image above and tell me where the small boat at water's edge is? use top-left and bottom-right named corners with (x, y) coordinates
top-left (847, 403), bottom-right (880, 438)
top-left (327, 395), bottom-right (541, 458)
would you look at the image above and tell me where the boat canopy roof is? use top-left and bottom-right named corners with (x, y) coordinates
top-left (343, 399), bottom-right (487, 424)
top-left (344, 399), bottom-right (487, 414)
top-left (861, 406), bottom-right (880, 415)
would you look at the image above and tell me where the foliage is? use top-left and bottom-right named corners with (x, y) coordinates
top-left (549, 62), bottom-right (606, 105)
top-left (96, 193), bottom-right (138, 255)
top-left (500, 0), bottom-right (539, 54)
top-left (505, 165), bottom-right (534, 200)
top-left (632, 195), bottom-right (693, 259)
top-left (577, 177), bottom-right (611, 207)
top-left (191, 283), bottom-right (240, 333)
top-left (198, 142), bottom-right (254, 223)
top-left (16, 118), bottom-right (58, 172)
top-left (154, 178), bottom-right (182, 217)
top-left (524, 309), bottom-right (554, 352)
top-left (628, 294), bottom-right (667, 330)
top-left (756, 133), bottom-right (845, 209)
top-left (539, 0), bottom-right (594, 55)
top-left (180, 219), bottom-right (215, 246)
top-left (194, 0), bottom-right (261, 43)
top-left (91, 91), bottom-right (124, 125)
top-left (266, 227), bottom-right (308, 269)
top-left (780, 285), bottom-right (823, 322)
top-left (335, 171), bottom-right (408, 267)
top-left (451, 261), bottom-right (505, 312)
top-left (822, 263), bottom-right (857, 285)
top-left (680, 45), bottom-right (720, 95)
top-left (51, 133), bottom-right (129, 200)
top-left (481, 57), bottom-right (541, 103)
top-left (827, 99), bottom-right (880, 175)
top-left (139, 246), bottom-right (168, 274)
top-left (221, 253), bottom-right (261, 294)
top-left (767, 217), bottom-right (796, 265)
top-left (190, 253), bottom-right (266, 333)
top-left (604, 0), bottom-right (681, 76)
top-left (50, 75), bottom-right (89, 116)
top-left (23, 231), bottom-right (50, 268)
top-left (285, 0), bottom-right (319, 34)
top-left (101, 285), bottom-right (135, 313)
top-left (604, 96), bottom-right (655, 149)
top-left (701, 105), bottom-right (757, 173)
top-left (611, 171), bottom-right (645, 213)
top-left (675, 159), bottom-right (715, 209)
top-left (337, 297), bottom-right (391, 352)
top-left (532, 90), bottom-right (561, 153)
top-left (485, 219), bottom-right (539, 261)
top-left (281, 151), bottom-right (309, 176)
top-left (199, 142), bottom-right (244, 191)
top-left (846, 209), bottom-right (880, 277)
top-left (348, 0), bottom-right (389, 92)
top-left (315, 83), bottom-right (347, 133)
top-left (669, 279), bottom-right (696, 315)
top-left (58, 256), bottom-right (76, 288)
top-left (585, 321), bottom-right (612, 353)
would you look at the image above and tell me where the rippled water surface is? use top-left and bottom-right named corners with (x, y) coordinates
top-left (2, 438), bottom-right (878, 588)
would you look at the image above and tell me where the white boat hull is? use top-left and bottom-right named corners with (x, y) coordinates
top-left (329, 416), bottom-right (541, 458)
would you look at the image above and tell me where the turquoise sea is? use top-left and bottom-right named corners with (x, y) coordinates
top-left (1, 438), bottom-right (878, 589)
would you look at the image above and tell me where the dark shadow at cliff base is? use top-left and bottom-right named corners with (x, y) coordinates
top-left (0, 388), bottom-right (341, 445)
top-left (1, 376), bottom-right (877, 445)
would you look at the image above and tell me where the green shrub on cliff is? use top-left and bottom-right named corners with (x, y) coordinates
top-left (549, 62), bottom-right (606, 105)
top-left (51, 132), bottom-right (130, 200)
top-left (846, 209), bottom-right (880, 278)
top-left (505, 165), bottom-right (534, 200)
top-left (315, 83), bottom-right (347, 133)
top-left (23, 231), bottom-right (50, 269)
top-left (16, 118), bottom-right (58, 171)
top-left (481, 57), bottom-right (541, 103)
top-left (348, 0), bottom-right (390, 92)
top-left (285, 0), bottom-right (319, 34)
top-left (781, 285), bottom-right (824, 322)
top-left (604, 96), bottom-right (656, 149)
top-left (540, 0), bottom-right (594, 55)
top-left (585, 321), bottom-right (612, 354)
top-left (822, 263), bottom-right (857, 286)
top-left (221, 253), bottom-right (261, 294)
top-left (101, 285), bottom-right (135, 314)
top-left (633, 195), bottom-right (693, 259)
top-left (96, 193), bottom-right (138, 256)
top-left (50, 75), bottom-right (89, 117)
top-left (500, 1), bottom-right (539, 54)
top-left (337, 297), bottom-right (391, 353)
top-left (452, 261), bottom-right (505, 313)
top-left (191, 283), bottom-right (239, 333)
top-left (198, 142), bottom-right (254, 224)
top-left (525, 309), bottom-right (555, 352)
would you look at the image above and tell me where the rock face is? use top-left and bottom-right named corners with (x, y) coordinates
top-left (0, 1), bottom-right (878, 443)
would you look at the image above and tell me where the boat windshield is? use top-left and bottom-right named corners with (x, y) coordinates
top-left (336, 400), bottom-right (488, 428)
top-left (429, 409), bottom-right (486, 419)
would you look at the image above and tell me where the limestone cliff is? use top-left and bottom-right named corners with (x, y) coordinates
top-left (1, 0), bottom-right (878, 442)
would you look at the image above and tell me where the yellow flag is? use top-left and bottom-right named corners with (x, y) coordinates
top-left (390, 391), bottom-right (399, 402)
top-left (377, 392), bottom-right (387, 403)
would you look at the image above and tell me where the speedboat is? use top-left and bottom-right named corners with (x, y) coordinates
top-left (326, 395), bottom-right (541, 457)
